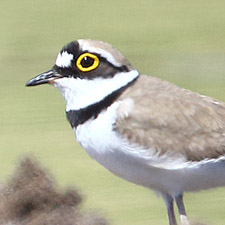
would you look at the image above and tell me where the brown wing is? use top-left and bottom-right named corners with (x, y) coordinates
top-left (115, 75), bottom-right (225, 161)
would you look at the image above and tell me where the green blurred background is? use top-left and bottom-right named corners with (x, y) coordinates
top-left (1, 0), bottom-right (225, 224)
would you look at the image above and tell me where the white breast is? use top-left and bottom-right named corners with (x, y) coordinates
top-left (74, 101), bottom-right (225, 196)
top-left (74, 101), bottom-right (167, 190)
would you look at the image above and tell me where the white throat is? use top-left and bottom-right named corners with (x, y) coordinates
top-left (53, 70), bottom-right (139, 111)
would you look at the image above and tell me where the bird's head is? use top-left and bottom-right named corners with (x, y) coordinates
top-left (26, 39), bottom-right (139, 111)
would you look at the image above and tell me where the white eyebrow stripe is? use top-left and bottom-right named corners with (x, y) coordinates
top-left (78, 40), bottom-right (122, 67)
top-left (55, 51), bottom-right (74, 68)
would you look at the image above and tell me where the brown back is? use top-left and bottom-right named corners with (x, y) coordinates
top-left (115, 75), bottom-right (225, 161)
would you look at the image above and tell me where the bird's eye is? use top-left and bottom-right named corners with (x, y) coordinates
top-left (81, 56), bottom-right (94, 68)
top-left (76, 53), bottom-right (99, 72)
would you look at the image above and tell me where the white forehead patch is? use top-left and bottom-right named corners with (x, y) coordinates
top-left (78, 39), bottom-right (122, 67)
top-left (55, 51), bottom-right (73, 68)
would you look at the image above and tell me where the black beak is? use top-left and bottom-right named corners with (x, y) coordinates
top-left (26, 69), bottom-right (62, 87)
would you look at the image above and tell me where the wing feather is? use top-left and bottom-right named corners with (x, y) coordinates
top-left (115, 75), bottom-right (225, 161)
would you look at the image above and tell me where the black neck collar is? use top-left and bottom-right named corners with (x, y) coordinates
top-left (66, 76), bottom-right (138, 128)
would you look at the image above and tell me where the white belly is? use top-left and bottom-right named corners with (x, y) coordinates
top-left (74, 102), bottom-right (225, 196)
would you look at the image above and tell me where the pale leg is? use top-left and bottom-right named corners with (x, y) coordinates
top-left (175, 194), bottom-right (190, 225)
top-left (162, 193), bottom-right (177, 225)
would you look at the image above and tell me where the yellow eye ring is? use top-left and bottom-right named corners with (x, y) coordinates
top-left (76, 53), bottom-right (100, 72)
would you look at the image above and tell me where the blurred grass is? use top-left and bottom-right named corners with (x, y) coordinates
top-left (0, 0), bottom-right (225, 224)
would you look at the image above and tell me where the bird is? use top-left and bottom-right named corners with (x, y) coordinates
top-left (26, 39), bottom-right (225, 225)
